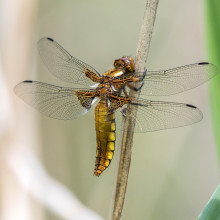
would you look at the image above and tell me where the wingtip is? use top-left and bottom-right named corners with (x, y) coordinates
top-left (199, 62), bottom-right (209, 65)
top-left (47, 37), bottom-right (54, 42)
top-left (186, 104), bottom-right (197, 109)
top-left (14, 80), bottom-right (33, 94)
top-left (23, 80), bottom-right (33, 83)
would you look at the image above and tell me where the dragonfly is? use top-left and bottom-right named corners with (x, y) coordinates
top-left (14, 37), bottom-right (218, 176)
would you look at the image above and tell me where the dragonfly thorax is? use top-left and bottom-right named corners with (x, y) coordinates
top-left (95, 83), bottom-right (113, 99)
top-left (103, 69), bottom-right (125, 78)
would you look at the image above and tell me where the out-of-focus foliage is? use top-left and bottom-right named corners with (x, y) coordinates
top-left (196, 2), bottom-right (220, 219)
top-left (205, 0), bottom-right (220, 164)
top-left (197, 184), bottom-right (220, 220)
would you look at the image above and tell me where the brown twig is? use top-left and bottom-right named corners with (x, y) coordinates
top-left (111, 1), bottom-right (159, 219)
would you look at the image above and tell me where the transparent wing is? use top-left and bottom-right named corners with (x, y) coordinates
top-left (14, 81), bottom-right (95, 119)
top-left (137, 63), bottom-right (218, 96)
top-left (38, 38), bottom-right (100, 86)
top-left (115, 98), bottom-right (203, 132)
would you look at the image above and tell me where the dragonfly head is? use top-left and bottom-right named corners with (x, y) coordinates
top-left (114, 56), bottom-right (135, 73)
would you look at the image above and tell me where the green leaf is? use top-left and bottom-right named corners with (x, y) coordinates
top-left (205, 0), bottom-right (220, 163)
top-left (197, 184), bottom-right (220, 220)
top-left (198, 2), bottom-right (220, 219)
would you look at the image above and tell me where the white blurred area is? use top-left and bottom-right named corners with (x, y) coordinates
top-left (0, 0), bottom-right (219, 220)
top-left (0, 0), bottom-right (104, 219)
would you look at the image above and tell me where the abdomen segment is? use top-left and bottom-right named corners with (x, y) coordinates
top-left (94, 100), bottom-right (115, 176)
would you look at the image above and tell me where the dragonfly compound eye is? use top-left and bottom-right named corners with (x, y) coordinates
top-left (114, 56), bottom-right (135, 73)
top-left (114, 59), bottom-right (125, 69)
top-left (123, 57), bottom-right (135, 73)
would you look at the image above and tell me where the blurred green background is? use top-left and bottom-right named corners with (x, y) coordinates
top-left (1, 0), bottom-right (219, 220)
top-left (206, 0), bottom-right (220, 164)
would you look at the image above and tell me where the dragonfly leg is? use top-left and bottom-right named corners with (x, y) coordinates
top-left (123, 87), bottom-right (129, 97)
top-left (126, 69), bottom-right (146, 91)
top-left (120, 107), bottom-right (126, 117)
top-left (127, 81), bottom-right (144, 91)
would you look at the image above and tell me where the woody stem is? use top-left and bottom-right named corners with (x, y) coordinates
top-left (111, 1), bottom-right (159, 220)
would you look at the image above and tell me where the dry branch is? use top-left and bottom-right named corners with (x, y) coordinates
top-left (111, 1), bottom-right (159, 219)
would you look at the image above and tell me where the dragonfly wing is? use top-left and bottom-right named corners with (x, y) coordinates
top-left (115, 98), bottom-right (203, 132)
top-left (139, 63), bottom-right (218, 96)
top-left (38, 38), bottom-right (100, 86)
top-left (14, 81), bottom-right (95, 120)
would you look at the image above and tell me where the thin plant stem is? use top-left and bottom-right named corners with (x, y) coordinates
top-left (111, 1), bottom-right (159, 219)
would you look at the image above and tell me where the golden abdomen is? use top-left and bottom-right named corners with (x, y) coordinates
top-left (94, 100), bottom-right (115, 176)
